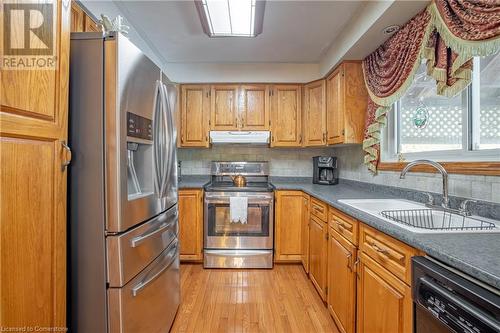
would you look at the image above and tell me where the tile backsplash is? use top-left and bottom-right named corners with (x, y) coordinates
top-left (178, 146), bottom-right (335, 177)
top-left (178, 144), bottom-right (499, 203)
top-left (332, 145), bottom-right (500, 204)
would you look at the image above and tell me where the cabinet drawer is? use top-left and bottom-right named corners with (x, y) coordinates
top-left (310, 197), bottom-right (328, 221)
top-left (359, 224), bottom-right (418, 284)
top-left (328, 206), bottom-right (358, 245)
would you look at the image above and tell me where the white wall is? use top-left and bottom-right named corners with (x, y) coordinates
top-left (165, 63), bottom-right (320, 83)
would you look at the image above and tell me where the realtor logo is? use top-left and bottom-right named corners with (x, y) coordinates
top-left (2, 1), bottom-right (57, 69)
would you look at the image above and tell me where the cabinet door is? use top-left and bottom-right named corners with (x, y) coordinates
top-left (357, 252), bottom-right (412, 333)
top-left (71, 1), bottom-right (84, 32)
top-left (240, 85), bottom-right (269, 130)
top-left (178, 189), bottom-right (203, 261)
top-left (309, 215), bottom-right (328, 300)
top-left (327, 228), bottom-right (357, 333)
top-left (301, 194), bottom-right (310, 273)
top-left (180, 85), bottom-right (210, 147)
top-left (342, 62), bottom-right (367, 144)
top-left (210, 85), bottom-right (239, 130)
top-left (303, 80), bottom-right (326, 146)
top-left (84, 14), bottom-right (100, 32)
top-left (1, 0), bottom-right (70, 329)
top-left (270, 85), bottom-right (302, 147)
top-left (275, 191), bottom-right (303, 262)
top-left (326, 66), bottom-right (344, 145)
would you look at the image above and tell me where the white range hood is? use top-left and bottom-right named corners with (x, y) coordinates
top-left (209, 131), bottom-right (270, 145)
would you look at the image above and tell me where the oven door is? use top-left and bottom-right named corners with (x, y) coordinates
top-left (204, 192), bottom-right (274, 250)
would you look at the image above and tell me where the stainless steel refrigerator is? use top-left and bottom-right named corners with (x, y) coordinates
top-left (69, 32), bottom-right (179, 333)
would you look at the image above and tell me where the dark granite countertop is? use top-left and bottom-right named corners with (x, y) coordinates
top-left (178, 175), bottom-right (210, 189)
top-left (179, 175), bottom-right (500, 289)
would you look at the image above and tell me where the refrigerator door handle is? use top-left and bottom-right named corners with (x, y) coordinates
top-left (131, 239), bottom-right (178, 297)
top-left (129, 209), bottom-right (177, 248)
top-left (152, 80), bottom-right (162, 197)
top-left (153, 80), bottom-right (170, 199)
top-left (160, 83), bottom-right (174, 198)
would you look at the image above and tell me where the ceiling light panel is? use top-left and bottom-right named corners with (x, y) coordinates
top-left (196, 0), bottom-right (265, 37)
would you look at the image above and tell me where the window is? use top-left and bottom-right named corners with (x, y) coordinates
top-left (382, 54), bottom-right (500, 162)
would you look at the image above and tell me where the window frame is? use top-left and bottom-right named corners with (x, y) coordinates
top-left (379, 58), bottom-right (500, 175)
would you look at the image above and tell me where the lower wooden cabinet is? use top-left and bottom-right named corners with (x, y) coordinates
top-left (309, 214), bottom-right (328, 301)
top-left (178, 189), bottom-right (204, 261)
top-left (327, 227), bottom-right (357, 333)
top-left (356, 252), bottom-right (412, 333)
top-left (275, 191), bottom-right (304, 262)
top-left (301, 193), bottom-right (310, 272)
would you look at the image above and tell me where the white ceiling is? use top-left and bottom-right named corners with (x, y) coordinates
top-left (82, 0), bottom-right (429, 82)
top-left (113, 0), bottom-right (362, 63)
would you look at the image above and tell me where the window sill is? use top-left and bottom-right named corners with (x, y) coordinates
top-left (378, 162), bottom-right (500, 176)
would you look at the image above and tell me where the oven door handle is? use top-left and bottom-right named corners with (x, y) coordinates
top-left (205, 199), bottom-right (272, 205)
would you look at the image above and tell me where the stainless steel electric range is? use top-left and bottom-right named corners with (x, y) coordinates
top-left (203, 161), bottom-right (274, 268)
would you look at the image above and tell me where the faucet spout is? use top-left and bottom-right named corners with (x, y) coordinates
top-left (399, 159), bottom-right (449, 208)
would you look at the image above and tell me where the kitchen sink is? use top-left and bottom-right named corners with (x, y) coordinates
top-left (338, 199), bottom-right (500, 234)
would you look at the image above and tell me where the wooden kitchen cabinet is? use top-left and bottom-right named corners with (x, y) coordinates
top-left (275, 191), bottom-right (304, 262)
top-left (71, 1), bottom-right (85, 32)
top-left (303, 80), bottom-right (326, 146)
top-left (178, 189), bottom-right (204, 261)
top-left (180, 85), bottom-right (210, 147)
top-left (84, 13), bottom-right (101, 32)
top-left (210, 85), bottom-right (239, 130)
top-left (301, 193), bottom-right (310, 272)
top-left (326, 61), bottom-right (367, 145)
top-left (1, 0), bottom-right (70, 328)
top-left (357, 252), bottom-right (412, 333)
top-left (71, 1), bottom-right (100, 33)
top-left (239, 85), bottom-right (270, 130)
top-left (270, 85), bottom-right (302, 147)
top-left (327, 227), bottom-right (357, 333)
top-left (309, 214), bottom-right (328, 301)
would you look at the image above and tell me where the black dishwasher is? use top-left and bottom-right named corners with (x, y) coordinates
top-left (412, 257), bottom-right (500, 333)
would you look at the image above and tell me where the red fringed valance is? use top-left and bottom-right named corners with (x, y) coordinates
top-left (362, 0), bottom-right (500, 173)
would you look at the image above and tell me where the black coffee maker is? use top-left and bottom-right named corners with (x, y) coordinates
top-left (313, 156), bottom-right (338, 185)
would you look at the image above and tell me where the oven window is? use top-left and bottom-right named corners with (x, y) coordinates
top-left (207, 203), bottom-right (270, 237)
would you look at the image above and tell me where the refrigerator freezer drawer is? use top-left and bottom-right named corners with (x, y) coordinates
top-left (108, 239), bottom-right (180, 333)
top-left (107, 205), bottom-right (178, 287)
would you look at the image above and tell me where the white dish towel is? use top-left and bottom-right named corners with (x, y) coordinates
top-left (230, 196), bottom-right (248, 224)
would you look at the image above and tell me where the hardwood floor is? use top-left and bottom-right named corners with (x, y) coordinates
top-left (171, 264), bottom-right (339, 333)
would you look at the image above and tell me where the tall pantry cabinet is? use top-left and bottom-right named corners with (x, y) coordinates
top-left (1, 0), bottom-right (70, 329)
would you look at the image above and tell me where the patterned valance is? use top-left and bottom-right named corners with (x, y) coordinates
top-left (362, 0), bottom-right (500, 173)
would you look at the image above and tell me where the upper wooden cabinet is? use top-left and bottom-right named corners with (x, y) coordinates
top-left (240, 85), bottom-right (270, 130)
top-left (270, 85), bottom-right (302, 147)
top-left (71, 1), bottom-right (85, 32)
top-left (326, 61), bottom-right (367, 145)
top-left (180, 85), bottom-right (210, 147)
top-left (275, 191), bottom-right (304, 262)
top-left (178, 189), bottom-right (204, 261)
top-left (84, 15), bottom-right (100, 32)
top-left (210, 85), bottom-right (239, 130)
top-left (303, 80), bottom-right (327, 146)
top-left (1, 0), bottom-right (70, 328)
top-left (71, 1), bottom-right (100, 33)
